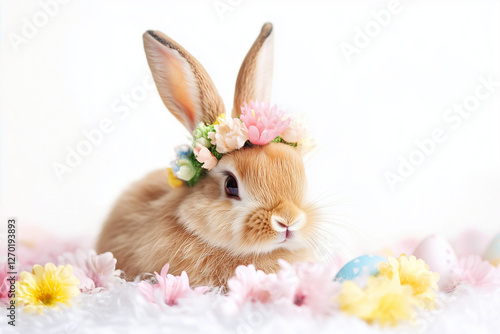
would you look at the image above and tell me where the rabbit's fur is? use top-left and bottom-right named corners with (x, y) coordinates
top-left (96, 23), bottom-right (325, 287)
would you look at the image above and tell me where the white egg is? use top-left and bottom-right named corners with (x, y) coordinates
top-left (483, 232), bottom-right (500, 266)
top-left (413, 235), bottom-right (459, 292)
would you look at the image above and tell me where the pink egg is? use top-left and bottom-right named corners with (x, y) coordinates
top-left (413, 235), bottom-right (459, 292)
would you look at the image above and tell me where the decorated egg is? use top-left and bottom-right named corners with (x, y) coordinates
top-left (413, 235), bottom-right (458, 292)
top-left (483, 232), bottom-right (500, 266)
top-left (334, 255), bottom-right (386, 282)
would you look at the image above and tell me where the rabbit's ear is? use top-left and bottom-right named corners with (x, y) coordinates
top-left (232, 23), bottom-right (274, 117)
top-left (143, 30), bottom-right (224, 132)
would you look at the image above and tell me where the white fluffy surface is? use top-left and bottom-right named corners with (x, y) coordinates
top-left (2, 282), bottom-right (500, 334)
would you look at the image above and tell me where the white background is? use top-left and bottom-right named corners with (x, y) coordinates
top-left (1, 0), bottom-right (499, 254)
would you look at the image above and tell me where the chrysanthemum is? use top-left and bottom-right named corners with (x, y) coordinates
top-left (15, 263), bottom-right (80, 313)
top-left (338, 276), bottom-right (416, 327)
top-left (378, 255), bottom-right (439, 309)
top-left (240, 102), bottom-right (290, 145)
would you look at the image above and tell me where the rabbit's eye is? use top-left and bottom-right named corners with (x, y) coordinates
top-left (225, 174), bottom-right (240, 199)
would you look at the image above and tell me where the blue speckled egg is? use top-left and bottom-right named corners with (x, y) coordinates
top-left (334, 255), bottom-right (386, 282)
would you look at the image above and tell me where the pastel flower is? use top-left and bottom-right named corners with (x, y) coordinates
top-left (59, 250), bottom-right (122, 293)
top-left (15, 263), bottom-right (80, 313)
top-left (171, 145), bottom-right (196, 181)
top-left (212, 113), bottom-right (226, 125)
top-left (193, 143), bottom-right (218, 170)
top-left (338, 276), bottom-right (417, 327)
top-left (0, 263), bottom-right (15, 304)
top-left (166, 167), bottom-right (184, 188)
top-left (208, 115), bottom-right (248, 154)
top-left (280, 114), bottom-right (309, 144)
top-left (455, 255), bottom-right (500, 290)
top-left (193, 123), bottom-right (215, 148)
top-left (138, 263), bottom-right (207, 306)
top-left (173, 144), bottom-right (192, 160)
top-left (17, 230), bottom-right (91, 271)
top-left (240, 102), bottom-right (290, 145)
top-left (277, 260), bottom-right (341, 315)
top-left (378, 255), bottom-right (439, 310)
top-left (226, 265), bottom-right (279, 309)
top-left (172, 158), bottom-right (196, 181)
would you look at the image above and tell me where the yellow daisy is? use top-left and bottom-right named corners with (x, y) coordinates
top-left (378, 255), bottom-right (439, 309)
top-left (338, 276), bottom-right (416, 327)
top-left (15, 263), bottom-right (80, 313)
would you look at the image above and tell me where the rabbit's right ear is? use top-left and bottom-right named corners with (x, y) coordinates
top-left (143, 30), bottom-right (224, 132)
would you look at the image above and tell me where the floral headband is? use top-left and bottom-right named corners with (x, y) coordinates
top-left (167, 101), bottom-right (312, 188)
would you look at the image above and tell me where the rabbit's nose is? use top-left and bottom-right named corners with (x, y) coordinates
top-left (271, 213), bottom-right (306, 232)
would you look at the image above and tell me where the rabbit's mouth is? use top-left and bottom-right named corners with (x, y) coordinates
top-left (278, 230), bottom-right (294, 243)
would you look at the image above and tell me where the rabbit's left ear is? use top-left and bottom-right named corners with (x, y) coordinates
top-left (143, 30), bottom-right (224, 132)
top-left (232, 23), bottom-right (274, 117)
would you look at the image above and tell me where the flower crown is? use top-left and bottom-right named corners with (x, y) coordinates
top-left (167, 101), bottom-right (312, 187)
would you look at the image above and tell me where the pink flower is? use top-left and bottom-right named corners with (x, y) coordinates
top-left (278, 260), bottom-right (341, 315)
top-left (240, 102), bottom-right (290, 145)
top-left (455, 255), bottom-right (500, 291)
top-left (193, 143), bottom-right (218, 170)
top-left (17, 229), bottom-right (91, 272)
top-left (226, 265), bottom-right (281, 310)
top-left (138, 263), bottom-right (207, 306)
top-left (208, 116), bottom-right (248, 154)
top-left (0, 263), bottom-right (16, 304)
top-left (59, 250), bottom-right (122, 292)
top-left (452, 229), bottom-right (490, 258)
top-left (225, 262), bottom-right (341, 315)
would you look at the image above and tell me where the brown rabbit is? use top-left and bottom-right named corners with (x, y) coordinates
top-left (96, 23), bottom-right (328, 287)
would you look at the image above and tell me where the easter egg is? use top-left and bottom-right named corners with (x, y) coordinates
top-left (483, 232), bottom-right (500, 266)
top-left (334, 255), bottom-right (386, 282)
top-left (413, 235), bottom-right (458, 292)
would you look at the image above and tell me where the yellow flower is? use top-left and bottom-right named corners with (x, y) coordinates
top-left (213, 113), bottom-right (226, 125)
top-left (166, 167), bottom-right (183, 188)
top-left (378, 255), bottom-right (439, 309)
top-left (338, 276), bottom-right (416, 327)
top-left (15, 263), bottom-right (80, 313)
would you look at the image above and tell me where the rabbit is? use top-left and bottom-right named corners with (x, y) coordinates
top-left (96, 23), bottom-right (328, 287)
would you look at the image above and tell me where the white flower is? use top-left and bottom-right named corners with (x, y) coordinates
top-left (208, 117), bottom-right (249, 154)
top-left (281, 114), bottom-right (310, 143)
